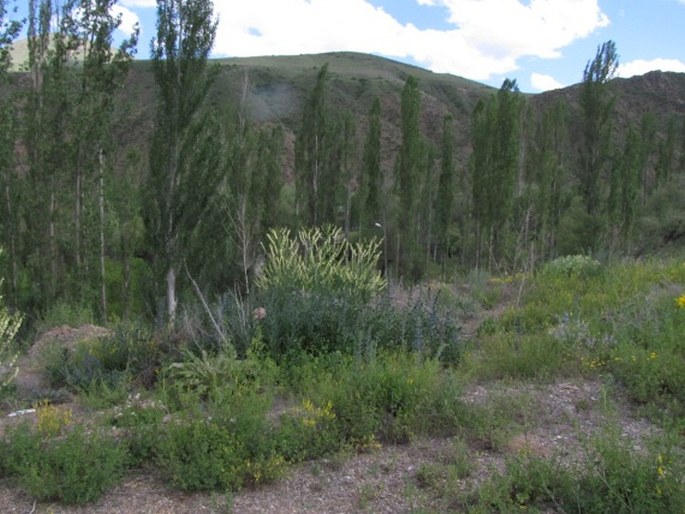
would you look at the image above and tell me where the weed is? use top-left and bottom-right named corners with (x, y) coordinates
top-left (35, 399), bottom-right (73, 437)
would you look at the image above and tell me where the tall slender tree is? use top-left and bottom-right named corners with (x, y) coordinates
top-left (24, 0), bottom-right (73, 308)
top-left (295, 64), bottom-right (337, 226)
top-left (528, 99), bottom-right (568, 259)
top-left (146, 0), bottom-right (219, 322)
top-left (395, 75), bottom-right (423, 277)
top-left (578, 40), bottom-right (618, 221)
top-left (638, 112), bottom-right (656, 203)
top-left (61, 0), bottom-right (138, 318)
top-left (360, 97), bottom-right (382, 233)
top-left (435, 114), bottom-right (455, 263)
top-left (0, 0), bottom-right (22, 303)
top-left (655, 117), bottom-right (677, 186)
top-left (471, 79), bottom-right (524, 267)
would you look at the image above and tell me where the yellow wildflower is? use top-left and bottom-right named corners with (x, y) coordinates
top-left (676, 295), bottom-right (685, 309)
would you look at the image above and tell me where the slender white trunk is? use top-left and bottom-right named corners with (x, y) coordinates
top-left (99, 149), bottom-right (107, 320)
top-left (166, 265), bottom-right (177, 322)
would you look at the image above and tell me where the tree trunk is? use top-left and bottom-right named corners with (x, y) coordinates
top-left (99, 149), bottom-right (107, 321)
top-left (166, 265), bottom-right (177, 323)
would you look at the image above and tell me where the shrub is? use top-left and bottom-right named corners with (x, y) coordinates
top-left (255, 225), bottom-right (387, 357)
top-left (96, 323), bottom-right (163, 387)
top-left (294, 352), bottom-right (465, 446)
top-left (1, 425), bottom-right (128, 505)
top-left (156, 417), bottom-right (246, 491)
top-left (41, 338), bottom-right (129, 392)
top-left (463, 332), bottom-right (573, 381)
top-left (111, 398), bottom-right (166, 467)
top-left (164, 339), bottom-right (276, 404)
top-left (276, 398), bottom-right (342, 462)
top-left (257, 225), bottom-right (386, 301)
top-left (156, 393), bottom-right (281, 491)
top-left (0, 423), bottom-right (42, 478)
top-left (541, 254), bottom-right (602, 278)
top-left (35, 399), bottom-right (73, 437)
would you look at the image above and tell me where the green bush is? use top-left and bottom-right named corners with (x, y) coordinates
top-left (570, 434), bottom-right (685, 513)
top-left (463, 332), bottom-right (573, 381)
top-left (541, 254), bottom-right (602, 279)
top-left (163, 340), bottom-right (276, 405)
top-left (156, 417), bottom-right (247, 491)
top-left (257, 287), bottom-right (462, 362)
top-left (156, 393), bottom-right (282, 491)
top-left (257, 225), bottom-right (386, 301)
top-left (111, 400), bottom-right (166, 467)
top-left (289, 352), bottom-right (465, 446)
top-left (41, 338), bottom-right (128, 392)
top-left (1, 425), bottom-right (128, 505)
top-left (275, 398), bottom-right (342, 462)
top-left (0, 423), bottom-right (42, 478)
top-left (97, 323), bottom-right (163, 386)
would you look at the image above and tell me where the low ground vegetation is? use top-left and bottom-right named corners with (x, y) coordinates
top-left (0, 235), bottom-right (683, 511)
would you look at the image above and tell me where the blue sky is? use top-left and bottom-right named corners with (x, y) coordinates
top-left (22, 0), bottom-right (685, 92)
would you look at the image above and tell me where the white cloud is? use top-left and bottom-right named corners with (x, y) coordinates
top-left (119, 0), bottom-right (156, 8)
top-left (211, 0), bottom-right (610, 81)
top-left (530, 72), bottom-right (565, 91)
top-left (112, 5), bottom-right (140, 36)
top-left (618, 58), bottom-right (685, 78)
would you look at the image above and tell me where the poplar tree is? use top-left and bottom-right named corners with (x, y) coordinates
top-left (619, 126), bottom-right (641, 240)
top-left (360, 97), bottom-right (381, 233)
top-left (0, 0), bottom-right (21, 302)
top-left (395, 75), bottom-right (423, 277)
top-left (61, 0), bottom-right (138, 318)
top-left (218, 97), bottom-right (284, 293)
top-left (655, 117), bottom-right (677, 185)
top-left (578, 40), bottom-right (618, 220)
top-left (146, 0), bottom-right (219, 322)
top-left (638, 112), bottom-right (656, 202)
top-left (529, 99), bottom-right (568, 258)
top-left (295, 64), bottom-right (340, 226)
top-left (435, 114), bottom-right (455, 263)
top-left (471, 79), bottom-right (524, 267)
top-left (24, 0), bottom-right (72, 307)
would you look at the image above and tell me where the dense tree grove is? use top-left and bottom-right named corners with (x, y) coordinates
top-left (0, 17), bottom-right (683, 327)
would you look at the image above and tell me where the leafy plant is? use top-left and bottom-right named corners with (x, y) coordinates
top-left (1, 425), bottom-right (128, 505)
top-left (35, 399), bottom-right (73, 437)
top-left (541, 254), bottom-right (602, 278)
top-left (164, 340), bottom-right (275, 403)
top-left (156, 417), bottom-right (246, 491)
top-left (257, 225), bottom-right (386, 301)
top-left (156, 393), bottom-right (281, 492)
top-left (0, 263), bottom-right (22, 391)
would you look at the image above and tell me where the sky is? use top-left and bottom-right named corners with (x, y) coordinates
top-left (54, 0), bottom-right (685, 92)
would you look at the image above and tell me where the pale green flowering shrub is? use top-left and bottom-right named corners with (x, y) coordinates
top-left (257, 225), bottom-right (386, 301)
top-left (542, 254), bottom-right (602, 278)
top-left (0, 263), bottom-right (22, 391)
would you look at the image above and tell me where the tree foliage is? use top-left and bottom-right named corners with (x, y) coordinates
top-left (471, 78), bottom-right (524, 267)
top-left (146, 0), bottom-right (219, 322)
top-left (578, 40), bottom-right (618, 221)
